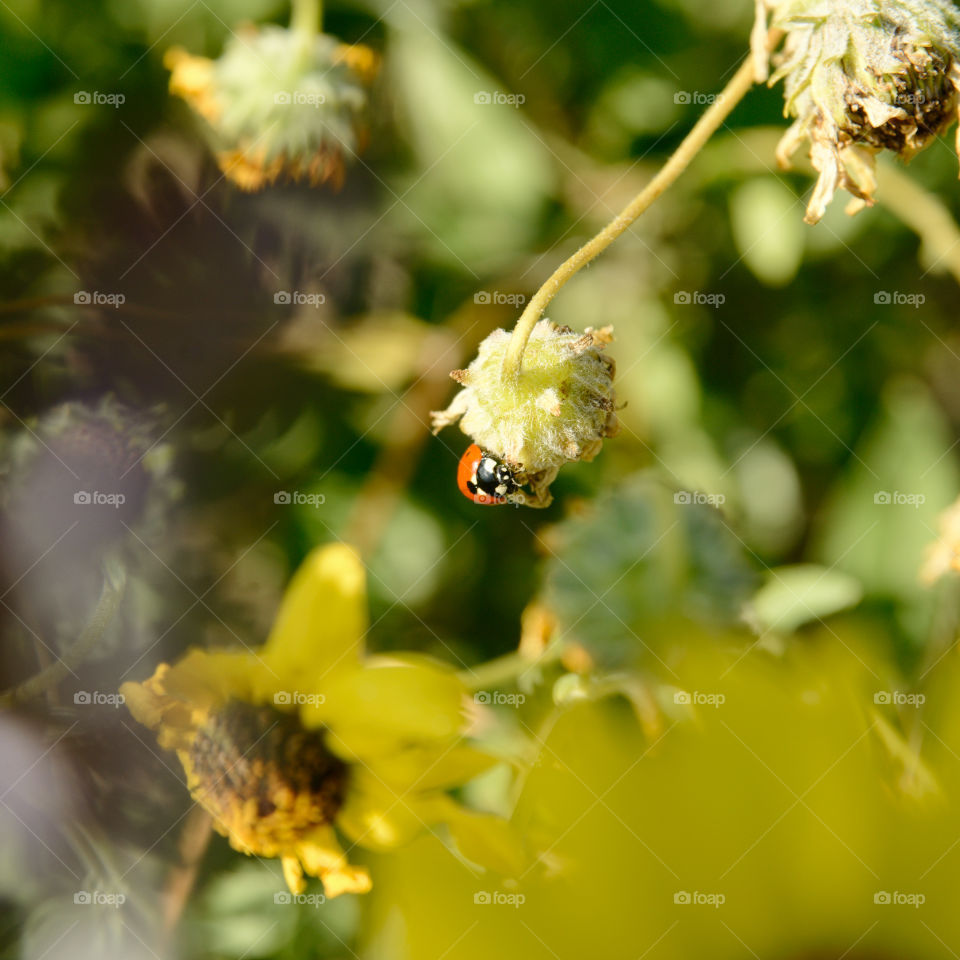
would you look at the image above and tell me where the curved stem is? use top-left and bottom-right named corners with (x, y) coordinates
top-left (501, 48), bottom-right (764, 381)
top-left (460, 645), bottom-right (563, 691)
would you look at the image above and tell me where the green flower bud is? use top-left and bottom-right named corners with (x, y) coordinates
top-left (753, 0), bottom-right (960, 223)
top-left (431, 321), bottom-right (618, 507)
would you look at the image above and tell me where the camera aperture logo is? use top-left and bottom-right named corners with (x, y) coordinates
top-left (273, 91), bottom-right (326, 107)
top-left (474, 891), bottom-right (525, 907)
top-left (674, 290), bottom-right (725, 307)
top-left (674, 891), bottom-right (725, 907)
top-left (474, 291), bottom-right (527, 306)
top-left (74, 691), bottom-right (125, 708)
top-left (874, 691), bottom-right (925, 706)
top-left (274, 491), bottom-right (325, 507)
top-left (473, 91), bottom-right (525, 107)
top-left (274, 291), bottom-right (326, 307)
top-left (474, 690), bottom-right (526, 707)
top-left (74, 891), bottom-right (125, 907)
top-left (674, 490), bottom-right (725, 507)
top-left (274, 891), bottom-right (325, 906)
top-left (674, 91), bottom-right (725, 105)
top-left (674, 690), bottom-right (725, 708)
top-left (874, 891), bottom-right (924, 907)
top-left (274, 691), bottom-right (326, 707)
top-left (873, 491), bottom-right (925, 508)
top-left (874, 291), bottom-right (924, 307)
top-left (74, 491), bottom-right (126, 508)
top-left (74, 291), bottom-right (125, 308)
top-left (74, 91), bottom-right (125, 107)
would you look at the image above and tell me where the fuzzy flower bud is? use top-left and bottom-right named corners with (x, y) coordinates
top-left (165, 26), bottom-right (377, 192)
top-left (431, 321), bottom-right (618, 507)
top-left (752, 0), bottom-right (960, 223)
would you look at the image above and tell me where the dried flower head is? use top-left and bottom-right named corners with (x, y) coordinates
top-left (431, 321), bottom-right (618, 507)
top-left (165, 26), bottom-right (377, 191)
top-left (753, 0), bottom-right (960, 223)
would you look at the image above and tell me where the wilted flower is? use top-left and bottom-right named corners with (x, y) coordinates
top-left (121, 544), bottom-right (512, 897)
top-left (753, 0), bottom-right (960, 223)
top-left (431, 321), bottom-right (618, 507)
top-left (165, 26), bottom-right (377, 191)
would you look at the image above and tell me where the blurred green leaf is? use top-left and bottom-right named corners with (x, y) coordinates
top-left (541, 472), bottom-right (758, 669)
top-left (751, 563), bottom-right (863, 635)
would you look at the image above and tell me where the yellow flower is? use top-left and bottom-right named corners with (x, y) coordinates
top-left (121, 544), bottom-right (508, 897)
top-left (164, 26), bottom-right (377, 192)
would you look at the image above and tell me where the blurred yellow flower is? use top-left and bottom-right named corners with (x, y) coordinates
top-left (164, 26), bottom-right (377, 191)
top-left (121, 543), bottom-right (505, 897)
top-left (362, 637), bottom-right (960, 959)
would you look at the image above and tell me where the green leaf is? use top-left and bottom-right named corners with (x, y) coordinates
top-left (540, 472), bottom-right (758, 670)
top-left (751, 564), bottom-right (863, 635)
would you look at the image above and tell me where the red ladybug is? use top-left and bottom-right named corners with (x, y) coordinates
top-left (457, 444), bottom-right (520, 504)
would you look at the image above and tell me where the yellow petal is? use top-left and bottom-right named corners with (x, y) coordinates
top-left (282, 855), bottom-right (306, 895)
top-left (433, 797), bottom-right (527, 875)
top-left (315, 655), bottom-right (466, 758)
top-left (121, 650), bottom-right (261, 750)
top-left (259, 544), bottom-right (366, 693)
top-left (371, 745), bottom-right (498, 793)
top-left (295, 826), bottom-right (372, 897)
top-left (336, 767), bottom-right (428, 850)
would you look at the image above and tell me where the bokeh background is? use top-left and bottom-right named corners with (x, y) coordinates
top-left (3, 0), bottom-right (960, 956)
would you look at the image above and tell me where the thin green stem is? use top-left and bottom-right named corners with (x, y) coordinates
top-left (459, 646), bottom-right (563, 691)
top-left (291, 0), bottom-right (322, 42)
top-left (501, 47), bottom-right (766, 382)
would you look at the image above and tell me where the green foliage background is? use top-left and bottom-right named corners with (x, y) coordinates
top-left (3, 0), bottom-right (960, 956)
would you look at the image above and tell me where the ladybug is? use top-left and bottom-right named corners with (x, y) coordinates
top-left (457, 444), bottom-right (520, 504)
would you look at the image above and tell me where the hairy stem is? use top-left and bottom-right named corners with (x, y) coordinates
top-left (501, 47), bottom-right (767, 381)
top-left (291, 0), bottom-right (322, 43)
